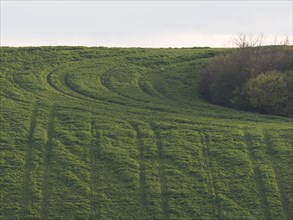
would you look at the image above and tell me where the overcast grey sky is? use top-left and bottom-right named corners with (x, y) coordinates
top-left (1, 0), bottom-right (292, 47)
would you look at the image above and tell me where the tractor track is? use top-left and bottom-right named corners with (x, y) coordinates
top-left (21, 104), bottom-right (38, 217)
top-left (129, 122), bottom-right (148, 219)
top-left (150, 124), bottom-right (169, 220)
top-left (263, 132), bottom-right (290, 220)
top-left (200, 133), bottom-right (219, 220)
top-left (41, 106), bottom-right (55, 220)
top-left (244, 133), bottom-right (271, 220)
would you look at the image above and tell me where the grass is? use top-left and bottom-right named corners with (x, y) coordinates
top-left (0, 46), bottom-right (292, 220)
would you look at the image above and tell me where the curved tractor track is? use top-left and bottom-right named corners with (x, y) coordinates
top-left (2, 47), bottom-right (292, 220)
top-left (46, 66), bottom-right (181, 116)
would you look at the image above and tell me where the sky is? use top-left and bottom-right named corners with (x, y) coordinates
top-left (1, 0), bottom-right (292, 47)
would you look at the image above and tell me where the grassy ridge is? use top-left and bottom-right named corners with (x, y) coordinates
top-left (0, 47), bottom-right (292, 219)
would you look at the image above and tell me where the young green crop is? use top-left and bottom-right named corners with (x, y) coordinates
top-left (0, 47), bottom-right (292, 220)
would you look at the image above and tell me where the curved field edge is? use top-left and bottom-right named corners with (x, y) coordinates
top-left (0, 47), bottom-right (292, 220)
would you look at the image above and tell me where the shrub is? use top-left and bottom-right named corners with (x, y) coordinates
top-left (199, 45), bottom-right (293, 117)
top-left (245, 70), bottom-right (293, 117)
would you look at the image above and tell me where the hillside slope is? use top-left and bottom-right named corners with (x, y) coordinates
top-left (1, 47), bottom-right (292, 220)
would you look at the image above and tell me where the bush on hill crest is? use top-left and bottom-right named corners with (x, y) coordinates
top-left (199, 35), bottom-right (293, 117)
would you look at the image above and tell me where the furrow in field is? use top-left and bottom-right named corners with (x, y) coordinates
top-left (63, 73), bottom-right (130, 107)
top-left (263, 132), bottom-right (289, 220)
top-left (129, 122), bottom-right (147, 219)
top-left (100, 69), bottom-right (150, 103)
top-left (48, 68), bottom-right (112, 111)
top-left (41, 106), bottom-right (55, 220)
top-left (137, 77), bottom-right (169, 101)
top-left (137, 75), bottom-right (175, 103)
top-left (100, 70), bottom-right (127, 98)
top-left (89, 120), bottom-right (102, 219)
top-left (1, 92), bottom-right (31, 104)
top-left (47, 69), bottom-right (82, 101)
top-left (21, 104), bottom-right (38, 217)
top-left (48, 68), bottom-right (130, 110)
top-left (200, 133), bottom-right (219, 220)
top-left (47, 66), bottom-right (180, 117)
top-left (150, 125), bottom-right (169, 220)
top-left (100, 69), bottom-right (116, 93)
top-left (244, 133), bottom-right (270, 220)
top-left (63, 71), bottom-right (176, 115)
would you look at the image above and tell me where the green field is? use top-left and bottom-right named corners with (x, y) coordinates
top-left (1, 47), bottom-right (292, 220)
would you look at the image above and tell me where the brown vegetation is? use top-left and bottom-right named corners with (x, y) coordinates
top-left (199, 35), bottom-right (293, 117)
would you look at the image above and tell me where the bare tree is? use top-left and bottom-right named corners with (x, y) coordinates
top-left (233, 33), bottom-right (264, 48)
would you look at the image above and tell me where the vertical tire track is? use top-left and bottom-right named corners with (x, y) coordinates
top-left (89, 120), bottom-right (101, 220)
top-left (41, 106), bottom-right (55, 220)
top-left (264, 132), bottom-right (289, 220)
top-left (150, 124), bottom-right (169, 220)
top-left (21, 104), bottom-right (38, 217)
top-left (200, 133), bottom-right (219, 220)
top-left (129, 122), bottom-right (147, 220)
top-left (244, 133), bottom-right (271, 220)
